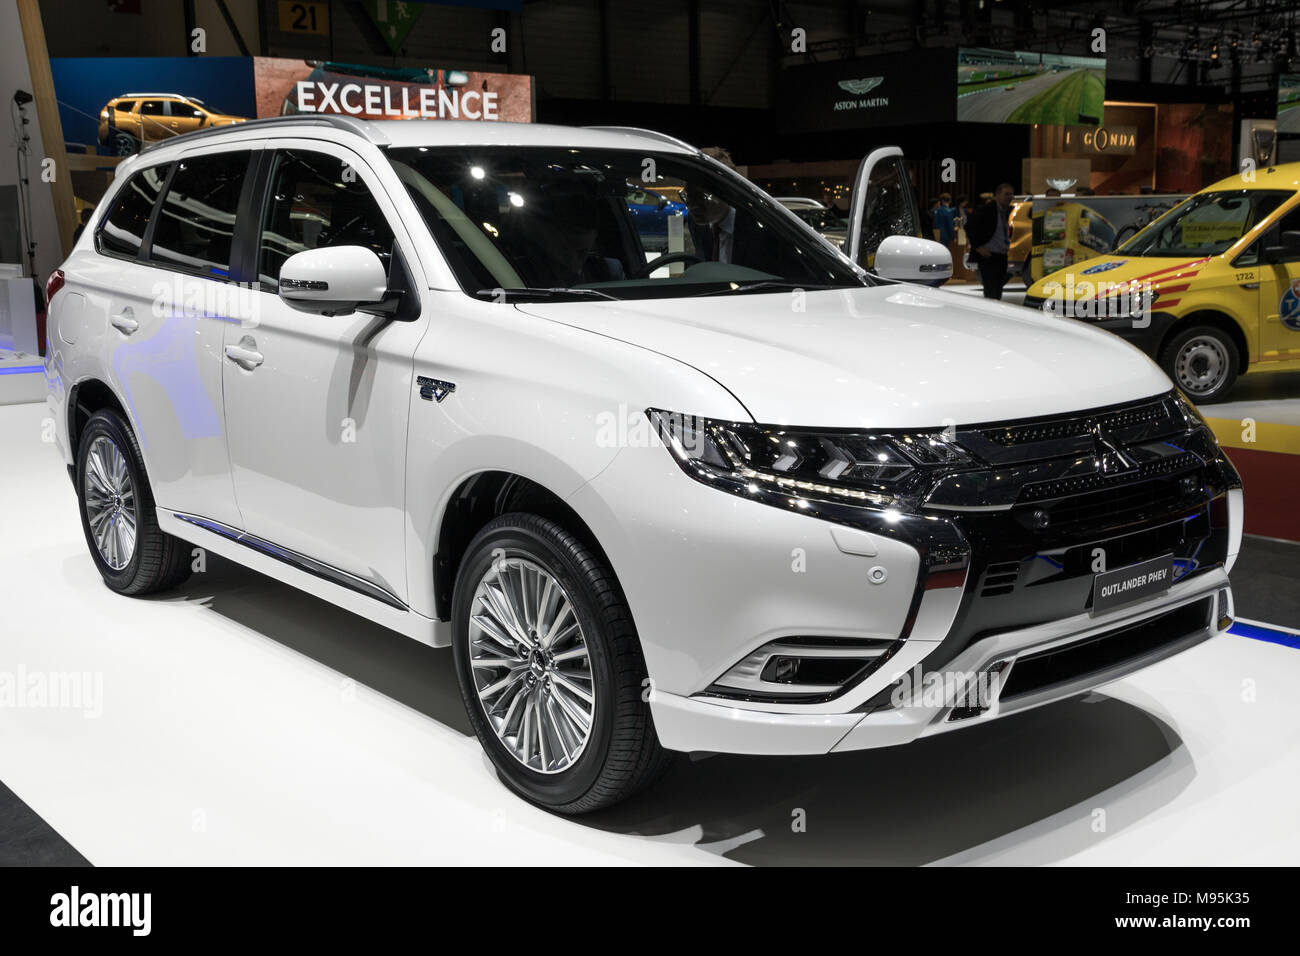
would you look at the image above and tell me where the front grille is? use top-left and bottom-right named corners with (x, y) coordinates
top-left (1019, 475), bottom-right (1195, 536)
top-left (1019, 452), bottom-right (1201, 504)
top-left (885, 391), bottom-right (1239, 690)
top-left (980, 396), bottom-right (1171, 448)
top-left (999, 597), bottom-right (1213, 702)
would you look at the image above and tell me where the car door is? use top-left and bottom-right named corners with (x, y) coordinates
top-left (220, 141), bottom-right (426, 605)
top-left (844, 147), bottom-right (923, 270)
top-left (1255, 199), bottom-right (1300, 362)
top-left (93, 146), bottom-right (253, 529)
top-left (169, 99), bottom-right (205, 136)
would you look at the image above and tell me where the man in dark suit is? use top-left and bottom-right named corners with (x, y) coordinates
top-left (965, 182), bottom-right (1015, 300)
top-left (682, 146), bottom-right (770, 270)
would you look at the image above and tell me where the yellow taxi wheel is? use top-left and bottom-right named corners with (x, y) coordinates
top-left (1160, 325), bottom-right (1239, 404)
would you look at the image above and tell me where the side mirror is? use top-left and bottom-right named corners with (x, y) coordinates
top-left (278, 245), bottom-right (389, 314)
top-left (873, 235), bottom-right (953, 286)
top-left (1263, 229), bottom-right (1300, 264)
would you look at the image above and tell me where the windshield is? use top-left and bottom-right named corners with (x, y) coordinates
top-left (386, 146), bottom-right (867, 299)
top-left (1117, 189), bottom-right (1290, 258)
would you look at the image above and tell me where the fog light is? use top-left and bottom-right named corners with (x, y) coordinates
top-left (707, 637), bottom-right (901, 700)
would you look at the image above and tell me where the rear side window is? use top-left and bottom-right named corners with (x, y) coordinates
top-left (114, 100), bottom-right (136, 114)
top-left (97, 163), bottom-right (169, 258)
top-left (257, 149), bottom-right (395, 287)
top-left (149, 150), bottom-right (251, 279)
top-left (140, 100), bottom-right (165, 115)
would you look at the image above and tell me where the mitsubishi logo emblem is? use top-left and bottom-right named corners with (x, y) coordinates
top-left (1089, 420), bottom-right (1137, 474)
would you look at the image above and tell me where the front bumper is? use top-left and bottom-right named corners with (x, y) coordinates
top-left (651, 569), bottom-right (1230, 754)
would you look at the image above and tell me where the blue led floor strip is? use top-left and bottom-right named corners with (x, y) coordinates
top-left (0, 365), bottom-right (43, 375)
top-left (1229, 621), bottom-right (1300, 650)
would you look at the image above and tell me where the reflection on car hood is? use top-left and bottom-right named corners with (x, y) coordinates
top-left (516, 284), bottom-right (1171, 428)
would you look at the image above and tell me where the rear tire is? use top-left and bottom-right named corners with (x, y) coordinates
top-left (75, 409), bottom-right (192, 595)
top-left (451, 513), bottom-right (672, 813)
top-left (1160, 324), bottom-right (1239, 404)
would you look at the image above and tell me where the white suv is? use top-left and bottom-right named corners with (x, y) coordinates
top-left (45, 116), bottom-right (1244, 813)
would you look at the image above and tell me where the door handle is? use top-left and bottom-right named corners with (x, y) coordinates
top-left (109, 310), bottom-right (138, 334)
top-left (224, 342), bottom-right (264, 370)
top-left (1239, 282), bottom-right (1259, 289)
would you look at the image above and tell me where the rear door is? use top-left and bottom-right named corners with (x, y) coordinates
top-left (843, 147), bottom-right (923, 269)
top-left (92, 146), bottom-right (254, 528)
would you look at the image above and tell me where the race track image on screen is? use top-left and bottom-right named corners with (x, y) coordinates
top-left (1278, 73), bottom-right (1300, 132)
top-left (957, 48), bottom-right (1105, 124)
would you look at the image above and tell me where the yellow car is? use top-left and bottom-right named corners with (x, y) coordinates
top-left (1024, 164), bottom-right (1300, 402)
top-left (98, 93), bottom-right (247, 155)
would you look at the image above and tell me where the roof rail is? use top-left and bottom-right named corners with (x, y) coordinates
top-left (140, 114), bottom-right (392, 154)
top-left (122, 92), bottom-right (190, 98)
top-left (582, 126), bottom-right (700, 153)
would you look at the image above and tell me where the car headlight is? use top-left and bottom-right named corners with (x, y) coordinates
top-left (647, 409), bottom-right (978, 513)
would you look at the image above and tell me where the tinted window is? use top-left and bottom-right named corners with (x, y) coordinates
top-left (114, 100), bottom-right (136, 114)
top-left (855, 156), bottom-right (921, 266)
top-left (257, 149), bottom-right (395, 287)
top-left (140, 100), bottom-right (165, 115)
top-left (149, 150), bottom-right (250, 278)
top-left (97, 163), bottom-right (169, 258)
top-left (385, 146), bottom-right (864, 299)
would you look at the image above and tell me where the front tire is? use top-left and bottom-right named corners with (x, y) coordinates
top-left (75, 409), bottom-right (192, 595)
top-left (451, 513), bottom-right (672, 813)
top-left (1160, 324), bottom-right (1239, 404)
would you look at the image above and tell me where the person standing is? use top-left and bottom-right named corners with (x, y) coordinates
top-left (933, 193), bottom-right (956, 246)
top-left (965, 182), bottom-right (1015, 300)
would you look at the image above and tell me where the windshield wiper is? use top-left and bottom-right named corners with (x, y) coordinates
top-left (691, 280), bottom-right (842, 297)
top-left (474, 287), bottom-right (619, 301)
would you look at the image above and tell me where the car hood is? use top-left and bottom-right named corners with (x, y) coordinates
top-left (516, 284), bottom-right (1172, 428)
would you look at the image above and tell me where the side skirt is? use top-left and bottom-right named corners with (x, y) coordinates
top-left (157, 508), bottom-right (451, 648)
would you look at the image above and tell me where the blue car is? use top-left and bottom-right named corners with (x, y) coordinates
top-left (624, 187), bottom-right (688, 251)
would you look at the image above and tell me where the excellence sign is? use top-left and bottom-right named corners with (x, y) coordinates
top-left (254, 58), bottom-right (533, 123)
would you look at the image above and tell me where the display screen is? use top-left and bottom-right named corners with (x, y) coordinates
top-left (1278, 73), bottom-right (1300, 133)
top-left (957, 48), bottom-right (1106, 125)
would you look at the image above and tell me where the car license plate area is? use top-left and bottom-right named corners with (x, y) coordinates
top-left (1091, 553), bottom-right (1174, 615)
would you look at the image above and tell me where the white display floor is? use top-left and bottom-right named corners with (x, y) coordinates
top-left (2, 400), bottom-right (1297, 865)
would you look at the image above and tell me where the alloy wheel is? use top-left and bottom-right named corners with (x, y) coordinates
top-left (83, 435), bottom-right (137, 571)
top-left (467, 556), bottom-right (594, 774)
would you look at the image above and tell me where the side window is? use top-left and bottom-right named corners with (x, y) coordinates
top-left (856, 156), bottom-right (920, 265)
top-left (114, 100), bottom-right (136, 114)
top-left (148, 150), bottom-right (251, 278)
top-left (1233, 199), bottom-right (1298, 267)
top-left (97, 163), bottom-right (169, 258)
top-left (257, 149), bottom-right (395, 288)
top-left (139, 100), bottom-right (165, 116)
top-left (1273, 203), bottom-right (1300, 239)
